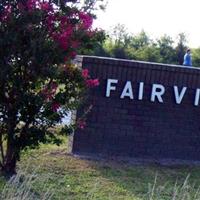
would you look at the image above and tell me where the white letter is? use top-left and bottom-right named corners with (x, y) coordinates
top-left (174, 86), bottom-right (187, 104)
top-left (151, 84), bottom-right (165, 103)
top-left (138, 82), bottom-right (144, 100)
top-left (120, 81), bottom-right (134, 99)
top-left (194, 88), bottom-right (200, 106)
top-left (106, 79), bottom-right (118, 97)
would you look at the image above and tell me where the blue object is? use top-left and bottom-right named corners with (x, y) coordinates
top-left (183, 53), bottom-right (192, 66)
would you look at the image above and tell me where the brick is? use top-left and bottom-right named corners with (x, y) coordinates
top-left (73, 56), bottom-right (200, 161)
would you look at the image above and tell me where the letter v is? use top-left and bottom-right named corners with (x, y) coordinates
top-left (173, 86), bottom-right (187, 104)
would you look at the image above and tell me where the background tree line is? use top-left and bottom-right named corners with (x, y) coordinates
top-left (83, 24), bottom-right (200, 67)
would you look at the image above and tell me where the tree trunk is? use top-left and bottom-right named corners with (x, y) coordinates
top-left (2, 139), bottom-right (17, 175)
top-left (1, 111), bottom-right (18, 175)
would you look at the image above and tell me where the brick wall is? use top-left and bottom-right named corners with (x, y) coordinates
top-left (72, 56), bottom-right (200, 161)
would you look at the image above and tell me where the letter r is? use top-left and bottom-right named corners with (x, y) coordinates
top-left (151, 84), bottom-right (165, 103)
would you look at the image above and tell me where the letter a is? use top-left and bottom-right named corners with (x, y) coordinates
top-left (120, 81), bottom-right (134, 99)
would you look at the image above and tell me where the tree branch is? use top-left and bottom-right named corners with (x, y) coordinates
top-left (0, 126), bottom-right (5, 164)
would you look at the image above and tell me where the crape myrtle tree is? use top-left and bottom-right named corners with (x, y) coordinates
top-left (0, 0), bottom-right (103, 174)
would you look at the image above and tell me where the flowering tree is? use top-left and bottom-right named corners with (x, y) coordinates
top-left (0, 0), bottom-right (101, 174)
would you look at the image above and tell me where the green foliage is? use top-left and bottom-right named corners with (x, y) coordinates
top-left (78, 28), bottom-right (107, 55)
top-left (130, 30), bottom-right (151, 50)
top-left (156, 35), bottom-right (176, 64)
top-left (132, 46), bottom-right (159, 62)
top-left (93, 24), bottom-right (200, 67)
top-left (191, 48), bottom-right (200, 67)
top-left (111, 24), bottom-right (131, 48)
top-left (175, 33), bottom-right (188, 65)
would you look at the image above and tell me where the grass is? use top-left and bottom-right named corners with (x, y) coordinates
top-left (1, 137), bottom-right (200, 199)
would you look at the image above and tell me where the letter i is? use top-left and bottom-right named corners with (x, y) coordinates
top-left (138, 82), bottom-right (144, 100)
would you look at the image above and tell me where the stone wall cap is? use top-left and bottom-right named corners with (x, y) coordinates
top-left (76, 55), bottom-right (200, 72)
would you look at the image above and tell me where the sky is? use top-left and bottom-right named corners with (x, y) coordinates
top-left (93, 0), bottom-right (200, 48)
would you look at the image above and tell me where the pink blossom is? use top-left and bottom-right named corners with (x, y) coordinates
top-left (53, 27), bottom-right (73, 50)
top-left (82, 69), bottom-right (89, 79)
top-left (77, 119), bottom-right (86, 129)
top-left (86, 79), bottom-right (99, 87)
top-left (52, 32), bottom-right (66, 49)
top-left (42, 82), bottom-right (58, 101)
top-left (71, 41), bottom-right (80, 49)
top-left (46, 15), bottom-right (56, 33)
top-left (60, 16), bottom-right (68, 28)
top-left (79, 12), bottom-right (93, 29)
top-left (51, 82), bottom-right (58, 91)
top-left (52, 102), bottom-right (60, 112)
top-left (5, 5), bottom-right (11, 13)
top-left (1, 5), bottom-right (11, 22)
top-left (40, 2), bottom-right (52, 11)
top-left (17, 2), bottom-right (25, 11)
top-left (58, 35), bottom-right (68, 50)
top-left (27, 0), bottom-right (37, 11)
top-left (87, 30), bottom-right (95, 37)
top-left (69, 51), bottom-right (77, 59)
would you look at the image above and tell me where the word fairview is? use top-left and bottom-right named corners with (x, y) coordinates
top-left (106, 79), bottom-right (200, 106)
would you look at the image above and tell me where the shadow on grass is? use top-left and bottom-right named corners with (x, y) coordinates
top-left (73, 154), bottom-right (200, 199)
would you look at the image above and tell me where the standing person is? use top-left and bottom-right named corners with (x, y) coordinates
top-left (183, 48), bottom-right (192, 66)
